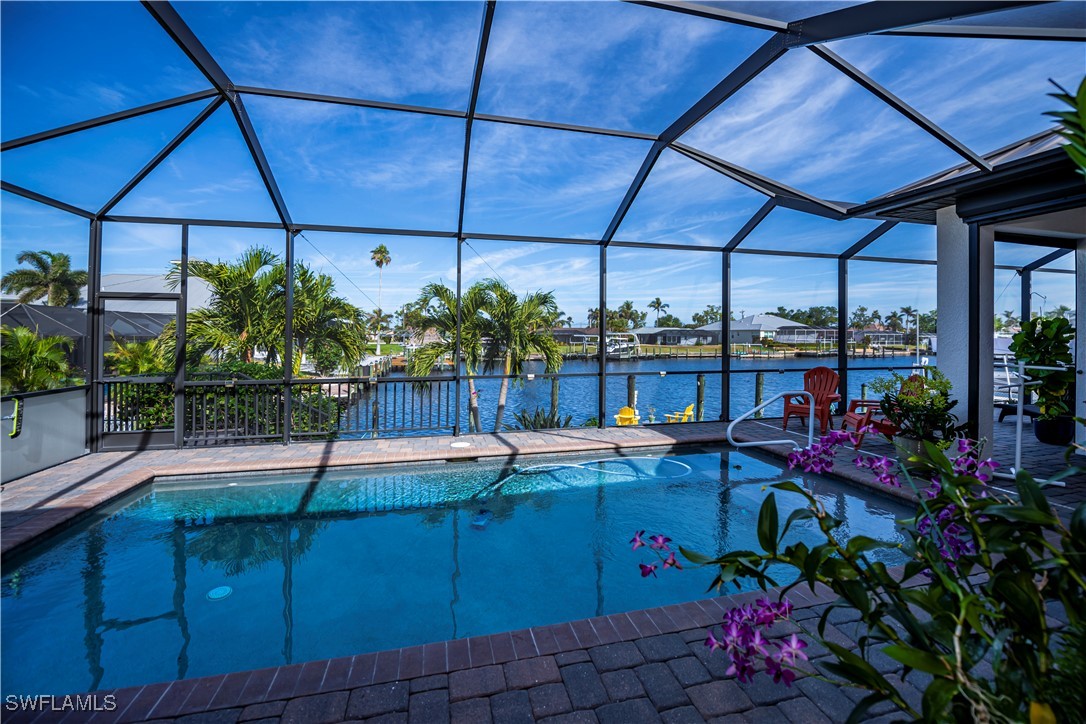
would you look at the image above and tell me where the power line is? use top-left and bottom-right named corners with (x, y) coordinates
top-left (296, 232), bottom-right (381, 310)
top-left (463, 240), bottom-right (509, 288)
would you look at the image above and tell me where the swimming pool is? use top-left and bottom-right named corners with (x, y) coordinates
top-left (1, 446), bottom-right (911, 696)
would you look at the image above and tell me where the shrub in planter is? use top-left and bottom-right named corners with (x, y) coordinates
top-left (1010, 316), bottom-right (1076, 445)
top-left (870, 369), bottom-right (964, 450)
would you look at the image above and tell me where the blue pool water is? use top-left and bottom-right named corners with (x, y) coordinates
top-left (1, 446), bottom-right (911, 696)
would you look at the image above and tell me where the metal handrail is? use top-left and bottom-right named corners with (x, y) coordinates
top-left (994, 362), bottom-right (1075, 487)
top-left (726, 390), bottom-right (815, 451)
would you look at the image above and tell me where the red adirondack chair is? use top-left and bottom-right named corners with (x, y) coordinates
top-left (782, 366), bottom-right (841, 435)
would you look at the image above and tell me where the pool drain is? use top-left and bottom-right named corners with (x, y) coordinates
top-left (207, 586), bottom-right (233, 601)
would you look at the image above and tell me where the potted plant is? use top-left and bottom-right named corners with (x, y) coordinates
top-left (869, 369), bottom-right (962, 457)
top-left (1010, 316), bottom-right (1076, 445)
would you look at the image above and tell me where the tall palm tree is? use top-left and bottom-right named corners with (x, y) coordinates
top-left (1, 250), bottom-right (87, 306)
top-left (1, 325), bottom-right (72, 393)
top-left (370, 245), bottom-right (391, 354)
top-left (884, 311), bottom-right (904, 334)
top-left (900, 305), bottom-right (918, 337)
top-left (476, 279), bottom-right (563, 432)
top-left (648, 297), bottom-right (669, 325)
top-left (408, 282), bottom-right (487, 433)
top-left (1002, 310), bottom-right (1019, 328)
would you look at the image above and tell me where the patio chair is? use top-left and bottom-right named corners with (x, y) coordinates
top-left (840, 398), bottom-right (879, 449)
top-left (613, 406), bottom-right (640, 426)
top-left (665, 404), bottom-right (695, 423)
top-left (865, 374), bottom-right (928, 439)
top-left (782, 366), bottom-right (840, 435)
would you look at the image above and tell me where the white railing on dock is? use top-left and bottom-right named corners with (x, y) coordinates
top-left (726, 390), bottom-right (815, 451)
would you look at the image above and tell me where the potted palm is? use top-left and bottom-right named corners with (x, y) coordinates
top-left (870, 369), bottom-right (962, 458)
top-left (1010, 316), bottom-right (1076, 445)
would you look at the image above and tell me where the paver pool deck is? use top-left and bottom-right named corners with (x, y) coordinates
top-left (1, 419), bottom-right (1079, 722)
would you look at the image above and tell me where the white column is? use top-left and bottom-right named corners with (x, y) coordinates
top-left (1077, 238), bottom-right (1086, 453)
top-left (936, 206), bottom-right (993, 443)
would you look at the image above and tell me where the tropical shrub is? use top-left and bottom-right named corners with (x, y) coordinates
top-left (1, 325), bottom-right (74, 393)
top-left (870, 369), bottom-right (963, 445)
top-left (503, 406), bottom-right (573, 431)
top-left (104, 336), bottom-right (167, 376)
top-left (1047, 77), bottom-right (1086, 178)
top-left (1010, 316), bottom-right (1075, 420)
top-left (635, 433), bottom-right (1086, 722)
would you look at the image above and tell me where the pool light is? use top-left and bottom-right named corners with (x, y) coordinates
top-left (207, 586), bottom-right (233, 601)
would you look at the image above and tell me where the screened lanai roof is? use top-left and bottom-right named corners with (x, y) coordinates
top-left (1, 1), bottom-right (1082, 261)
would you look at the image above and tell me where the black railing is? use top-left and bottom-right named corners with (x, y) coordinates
top-left (184, 380), bottom-right (285, 445)
top-left (101, 377), bottom-right (174, 433)
top-left (290, 377), bottom-right (456, 439)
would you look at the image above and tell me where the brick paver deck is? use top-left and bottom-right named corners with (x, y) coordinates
top-left (1, 418), bottom-right (1079, 722)
top-left (2, 580), bottom-right (952, 724)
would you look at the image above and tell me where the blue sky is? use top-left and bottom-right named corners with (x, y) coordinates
top-left (1, 1), bottom-right (1080, 325)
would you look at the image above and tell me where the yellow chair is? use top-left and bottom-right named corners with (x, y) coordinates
top-left (665, 404), bottom-right (695, 423)
top-left (613, 406), bottom-right (640, 426)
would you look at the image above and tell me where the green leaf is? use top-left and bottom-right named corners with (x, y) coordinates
top-left (757, 493), bottom-right (779, 554)
top-left (770, 480), bottom-right (810, 498)
top-left (1070, 502), bottom-right (1086, 542)
top-left (921, 677), bottom-right (957, 721)
top-left (780, 507), bottom-right (816, 538)
top-left (1016, 472), bottom-right (1053, 517)
top-left (883, 644), bottom-right (948, 675)
top-left (984, 505), bottom-right (1057, 525)
top-left (845, 535), bottom-right (890, 557)
top-left (678, 546), bottom-right (713, 565)
top-left (845, 693), bottom-right (889, 724)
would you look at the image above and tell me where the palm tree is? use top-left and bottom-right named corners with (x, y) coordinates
top-left (1002, 310), bottom-right (1019, 329)
top-left (289, 264), bottom-right (367, 372)
top-left (1, 325), bottom-right (72, 393)
top-left (648, 297), bottom-right (669, 325)
top-left (1, 250), bottom-right (87, 306)
top-left (587, 308), bottom-right (600, 329)
top-left (408, 282), bottom-right (487, 433)
top-left (168, 247), bottom-right (280, 365)
top-left (104, 335), bottom-right (166, 375)
top-left (900, 306), bottom-right (918, 342)
top-left (367, 308), bottom-right (393, 347)
top-left (884, 311), bottom-right (904, 334)
top-left (370, 245), bottom-right (391, 354)
top-left (476, 279), bottom-right (563, 432)
top-left (1047, 304), bottom-right (1073, 320)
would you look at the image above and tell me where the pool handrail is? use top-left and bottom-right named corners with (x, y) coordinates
top-left (726, 390), bottom-right (815, 451)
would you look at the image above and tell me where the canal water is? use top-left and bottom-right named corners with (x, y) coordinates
top-left (384, 354), bottom-right (923, 433)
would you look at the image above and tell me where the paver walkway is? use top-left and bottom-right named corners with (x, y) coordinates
top-left (6, 579), bottom-right (963, 724)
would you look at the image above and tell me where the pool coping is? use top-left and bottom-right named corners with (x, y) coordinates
top-left (0, 420), bottom-right (914, 561)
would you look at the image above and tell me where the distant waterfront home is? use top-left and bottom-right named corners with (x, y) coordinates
top-left (696, 314), bottom-right (807, 345)
top-left (632, 327), bottom-right (715, 346)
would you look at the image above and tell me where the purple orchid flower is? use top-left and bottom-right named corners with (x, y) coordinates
top-left (649, 534), bottom-right (672, 551)
top-left (663, 551), bottom-right (682, 570)
top-left (630, 530), bottom-right (646, 550)
top-left (639, 563), bottom-right (657, 578)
